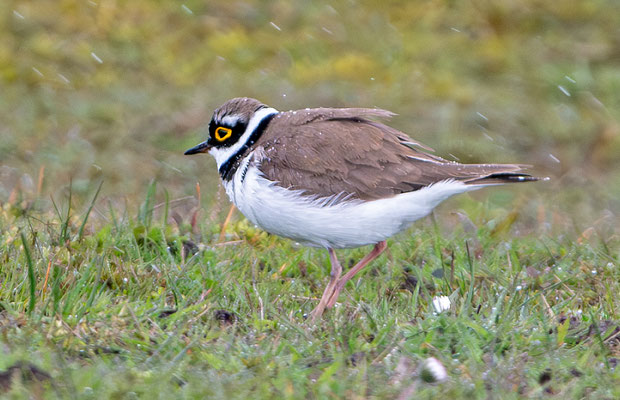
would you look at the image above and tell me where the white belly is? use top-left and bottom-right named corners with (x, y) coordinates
top-left (223, 156), bottom-right (480, 249)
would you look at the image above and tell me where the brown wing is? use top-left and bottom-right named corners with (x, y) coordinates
top-left (255, 108), bottom-right (536, 201)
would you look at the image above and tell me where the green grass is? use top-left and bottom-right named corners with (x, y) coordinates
top-left (0, 184), bottom-right (618, 398)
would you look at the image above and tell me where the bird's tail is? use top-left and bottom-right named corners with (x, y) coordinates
top-left (456, 164), bottom-right (546, 186)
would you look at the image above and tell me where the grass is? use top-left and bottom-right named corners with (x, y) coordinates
top-left (0, 183), bottom-right (618, 399)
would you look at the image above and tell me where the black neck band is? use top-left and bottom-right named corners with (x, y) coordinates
top-left (219, 112), bottom-right (276, 181)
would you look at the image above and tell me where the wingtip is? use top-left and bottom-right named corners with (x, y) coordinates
top-left (465, 172), bottom-right (548, 185)
top-left (506, 174), bottom-right (546, 183)
top-left (519, 175), bottom-right (550, 182)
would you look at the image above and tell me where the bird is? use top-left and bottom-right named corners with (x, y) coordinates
top-left (184, 97), bottom-right (541, 320)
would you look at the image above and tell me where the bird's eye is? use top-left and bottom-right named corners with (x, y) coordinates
top-left (214, 126), bottom-right (232, 142)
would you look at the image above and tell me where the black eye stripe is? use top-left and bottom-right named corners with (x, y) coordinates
top-left (208, 119), bottom-right (248, 147)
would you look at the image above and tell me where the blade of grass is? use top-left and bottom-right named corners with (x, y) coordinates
top-left (78, 180), bottom-right (104, 240)
top-left (163, 189), bottom-right (170, 226)
top-left (108, 199), bottom-right (120, 232)
top-left (139, 179), bottom-right (157, 227)
top-left (77, 256), bottom-right (104, 320)
top-left (219, 204), bottom-right (236, 242)
top-left (465, 240), bottom-right (475, 312)
top-left (62, 180), bottom-right (73, 242)
top-left (21, 232), bottom-right (37, 315)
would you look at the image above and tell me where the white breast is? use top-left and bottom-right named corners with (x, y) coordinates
top-left (223, 153), bottom-right (481, 249)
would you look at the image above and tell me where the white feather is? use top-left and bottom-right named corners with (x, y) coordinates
top-left (221, 115), bottom-right (240, 126)
top-left (223, 156), bottom-right (483, 249)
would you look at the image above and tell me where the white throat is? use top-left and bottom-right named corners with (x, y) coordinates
top-left (209, 107), bottom-right (279, 170)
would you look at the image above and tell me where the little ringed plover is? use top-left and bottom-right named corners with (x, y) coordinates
top-left (185, 97), bottom-right (541, 320)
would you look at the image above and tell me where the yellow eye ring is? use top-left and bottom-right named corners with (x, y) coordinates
top-left (215, 127), bottom-right (232, 142)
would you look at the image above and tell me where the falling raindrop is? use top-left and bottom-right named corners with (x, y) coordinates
top-left (57, 73), bottom-right (70, 84)
top-left (91, 52), bottom-right (103, 64)
top-left (13, 10), bottom-right (25, 19)
top-left (564, 75), bottom-right (576, 83)
top-left (557, 85), bottom-right (571, 97)
top-left (181, 4), bottom-right (193, 14)
top-left (325, 5), bottom-right (337, 14)
top-left (270, 22), bottom-right (282, 31)
top-left (482, 132), bottom-right (494, 142)
top-left (548, 153), bottom-right (560, 163)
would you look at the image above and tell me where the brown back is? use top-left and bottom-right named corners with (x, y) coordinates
top-left (255, 108), bottom-right (533, 201)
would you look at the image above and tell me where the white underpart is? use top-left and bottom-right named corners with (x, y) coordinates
top-left (208, 107), bottom-right (279, 168)
top-left (224, 158), bottom-right (486, 249)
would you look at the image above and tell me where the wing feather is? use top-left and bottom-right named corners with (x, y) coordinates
top-left (255, 108), bottom-right (535, 201)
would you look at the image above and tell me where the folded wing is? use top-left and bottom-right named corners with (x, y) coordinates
top-left (256, 108), bottom-right (538, 202)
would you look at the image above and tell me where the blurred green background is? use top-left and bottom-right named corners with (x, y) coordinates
top-left (2, 0), bottom-right (619, 233)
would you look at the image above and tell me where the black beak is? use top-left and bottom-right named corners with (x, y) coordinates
top-left (184, 141), bottom-right (210, 155)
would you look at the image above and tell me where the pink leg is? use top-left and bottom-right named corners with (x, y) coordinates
top-left (309, 248), bottom-right (342, 321)
top-left (325, 241), bottom-right (388, 309)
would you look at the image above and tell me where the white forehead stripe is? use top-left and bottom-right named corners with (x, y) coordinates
top-left (221, 115), bottom-right (241, 126)
top-left (209, 107), bottom-right (279, 169)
